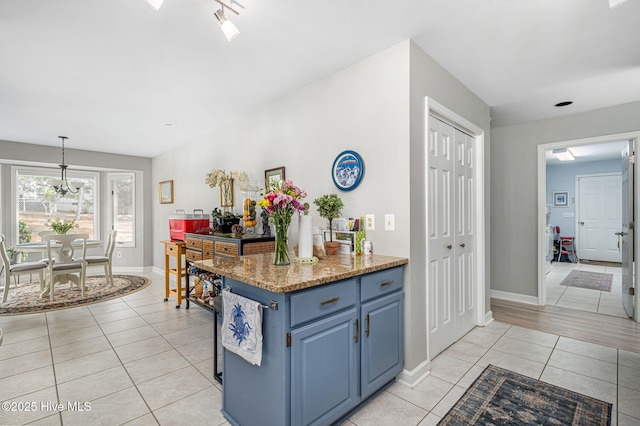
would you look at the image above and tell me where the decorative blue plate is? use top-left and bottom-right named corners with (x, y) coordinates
top-left (332, 150), bottom-right (364, 191)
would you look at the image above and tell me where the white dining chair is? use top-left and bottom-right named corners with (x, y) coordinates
top-left (85, 230), bottom-right (117, 286)
top-left (0, 234), bottom-right (48, 303)
top-left (41, 233), bottom-right (89, 302)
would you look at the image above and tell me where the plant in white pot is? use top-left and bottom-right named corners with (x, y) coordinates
top-left (6, 246), bottom-right (27, 264)
top-left (45, 217), bottom-right (78, 234)
top-left (313, 194), bottom-right (344, 255)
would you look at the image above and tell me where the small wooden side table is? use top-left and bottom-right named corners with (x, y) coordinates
top-left (161, 240), bottom-right (186, 308)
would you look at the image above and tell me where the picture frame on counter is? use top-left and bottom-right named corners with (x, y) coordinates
top-left (265, 166), bottom-right (286, 190)
top-left (553, 191), bottom-right (568, 207)
top-left (159, 180), bottom-right (174, 204)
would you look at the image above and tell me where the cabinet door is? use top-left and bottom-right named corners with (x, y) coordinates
top-left (361, 291), bottom-right (403, 399)
top-left (291, 308), bottom-right (359, 426)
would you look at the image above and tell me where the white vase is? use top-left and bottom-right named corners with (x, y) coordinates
top-left (298, 214), bottom-right (313, 259)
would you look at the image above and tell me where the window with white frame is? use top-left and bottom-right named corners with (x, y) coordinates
top-left (108, 173), bottom-right (135, 247)
top-left (14, 167), bottom-right (99, 242)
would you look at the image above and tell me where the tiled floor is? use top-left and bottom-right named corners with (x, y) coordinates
top-left (1, 270), bottom-right (639, 425)
top-left (546, 260), bottom-right (628, 318)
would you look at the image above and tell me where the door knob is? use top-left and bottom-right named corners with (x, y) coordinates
top-left (446, 245), bottom-right (452, 249)
top-left (460, 243), bottom-right (465, 248)
top-left (615, 232), bottom-right (625, 236)
top-left (579, 221), bottom-right (585, 225)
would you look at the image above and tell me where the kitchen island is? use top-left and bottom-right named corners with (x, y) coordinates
top-left (193, 252), bottom-right (408, 426)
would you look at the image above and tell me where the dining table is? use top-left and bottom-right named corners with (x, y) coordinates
top-left (15, 239), bottom-right (102, 253)
top-left (15, 239), bottom-right (103, 299)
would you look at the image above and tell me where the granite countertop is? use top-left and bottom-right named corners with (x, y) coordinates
top-left (193, 253), bottom-right (408, 293)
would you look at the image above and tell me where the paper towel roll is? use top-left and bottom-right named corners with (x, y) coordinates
top-left (298, 215), bottom-right (314, 258)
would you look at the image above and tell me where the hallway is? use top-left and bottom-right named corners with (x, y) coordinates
top-left (546, 260), bottom-right (628, 318)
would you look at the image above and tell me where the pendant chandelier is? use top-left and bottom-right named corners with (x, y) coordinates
top-left (49, 136), bottom-right (84, 196)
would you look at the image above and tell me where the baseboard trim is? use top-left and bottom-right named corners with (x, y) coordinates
top-left (112, 266), bottom-right (146, 274)
top-left (490, 289), bottom-right (538, 305)
top-left (484, 310), bottom-right (494, 326)
top-left (396, 359), bottom-right (431, 389)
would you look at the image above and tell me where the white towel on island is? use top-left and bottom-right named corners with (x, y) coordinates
top-left (222, 289), bottom-right (263, 366)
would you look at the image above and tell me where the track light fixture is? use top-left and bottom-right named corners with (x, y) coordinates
top-left (49, 136), bottom-right (85, 196)
top-left (214, 0), bottom-right (240, 41)
top-left (145, 0), bottom-right (241, 41)
top-left (145, 0), bottom-right (165, 11)
top-left (609, 0), bottom-right (628, 8)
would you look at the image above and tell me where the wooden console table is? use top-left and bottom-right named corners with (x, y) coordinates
top-left (161, 240), bottom-right (186, 308)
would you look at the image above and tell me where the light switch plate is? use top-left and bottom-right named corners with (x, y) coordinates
top-left (365, 214), bottom-right (375, 231)
top-left (384, 214), bottom-right (395, 231)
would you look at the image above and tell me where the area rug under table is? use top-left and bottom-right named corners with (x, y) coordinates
top-left (0, 275), bottom-right (151, 315)
top-left (560, 270), bottom-right (613, 292)
top-left (438, 364), bottom-right (611, 426)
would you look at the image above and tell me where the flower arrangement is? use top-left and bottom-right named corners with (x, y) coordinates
top-left (205, 169), bottom-right (256, 190)
top-left (205, 169), bottom-right (232, 188)
top-left (45, 216), bottom-right (78, 234)
top-left (257, 180), bottom-right (308, 265)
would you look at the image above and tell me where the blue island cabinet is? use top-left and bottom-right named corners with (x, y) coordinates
top-left (221, 265), bottom-right (404, 426)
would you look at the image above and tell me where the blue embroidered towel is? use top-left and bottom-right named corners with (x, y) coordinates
top-left (221, 290), bottom-right (263, 366)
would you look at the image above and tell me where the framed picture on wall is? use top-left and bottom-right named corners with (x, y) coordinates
top-left (553, 191), bottom-right (568, 207)
top-left (265, 166), bottom-right (285, 190)
top-left (159, 180), bottom-right (174, 204)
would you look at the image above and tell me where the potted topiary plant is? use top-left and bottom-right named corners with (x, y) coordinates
top-left (313, 193), bottom-right (345, 255)
top-left (7, 246), bottom-right (28, 264)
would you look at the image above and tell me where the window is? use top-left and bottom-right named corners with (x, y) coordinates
top-left (108, 173), bottom-right (135, 247)
top-left (14, 167), bottom-right (99, 241)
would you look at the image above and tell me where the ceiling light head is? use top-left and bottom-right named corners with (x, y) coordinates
top-left (554, 101), bottom-right (573, 107)
top-left (609, 0), bottom-right (628, 8)
top-left (552, 148), bottom-right (576, 162)
top-left (214, 8), bottom-right (240, 41)
top-left (145, 0), bottom-right (165, 11)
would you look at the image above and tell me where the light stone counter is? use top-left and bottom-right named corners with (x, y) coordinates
top-left (193, 252), bottom-right (408, 293)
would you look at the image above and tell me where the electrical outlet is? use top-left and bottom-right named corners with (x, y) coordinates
top-left (384, 214), bottom-right (395, 231)
top-left (117, 251), bottom-right (122, 258)
top-left (365, 214), bottom-right (375, 231)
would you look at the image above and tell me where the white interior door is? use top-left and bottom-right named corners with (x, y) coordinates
top-left (621, 142), bottom-right (634, 317)
top-left (577, 174), bottom-right (622, 263)
top-left (427, 116), bottom-right (476, 359)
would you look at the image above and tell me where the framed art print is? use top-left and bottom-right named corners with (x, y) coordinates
top-left (553, 191), bottom-right (568, 207)
top-left (332, 150), bottom-right (364, 191)
top-left (265, 166), bottom-right (286, 190)
top-left (159, 180), bottom-right (174, 204)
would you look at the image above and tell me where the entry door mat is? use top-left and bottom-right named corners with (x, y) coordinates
top-left (438, 364), bottom-right (612, 426)
top-left (560, 270), bottom-right (613, 292)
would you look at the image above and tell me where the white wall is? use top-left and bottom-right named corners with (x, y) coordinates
top-left (152, 40), bottom-right (491, 376)
top-left (153, 41), bottom-right (411, 261)
top-left (491, 100), bottom-right (640, 296)
top-left (0, 139), bottom-right (153, 267)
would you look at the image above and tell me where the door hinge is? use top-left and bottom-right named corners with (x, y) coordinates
top-left (630, 287), bottom-right (635, 296)
top-left (286, 332), bottom-right (291, 347)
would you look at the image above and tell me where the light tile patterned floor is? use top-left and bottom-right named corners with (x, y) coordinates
top-left (0, 270), bottom-right (638, 425)
top-left (546, 261), bottom-right (628, 318)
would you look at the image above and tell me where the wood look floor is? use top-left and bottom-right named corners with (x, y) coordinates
top-left (491, 298), bottom-right (640, 354)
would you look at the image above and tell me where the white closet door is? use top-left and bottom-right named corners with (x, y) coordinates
top-left (427, 117), bottom-right (476, 360)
